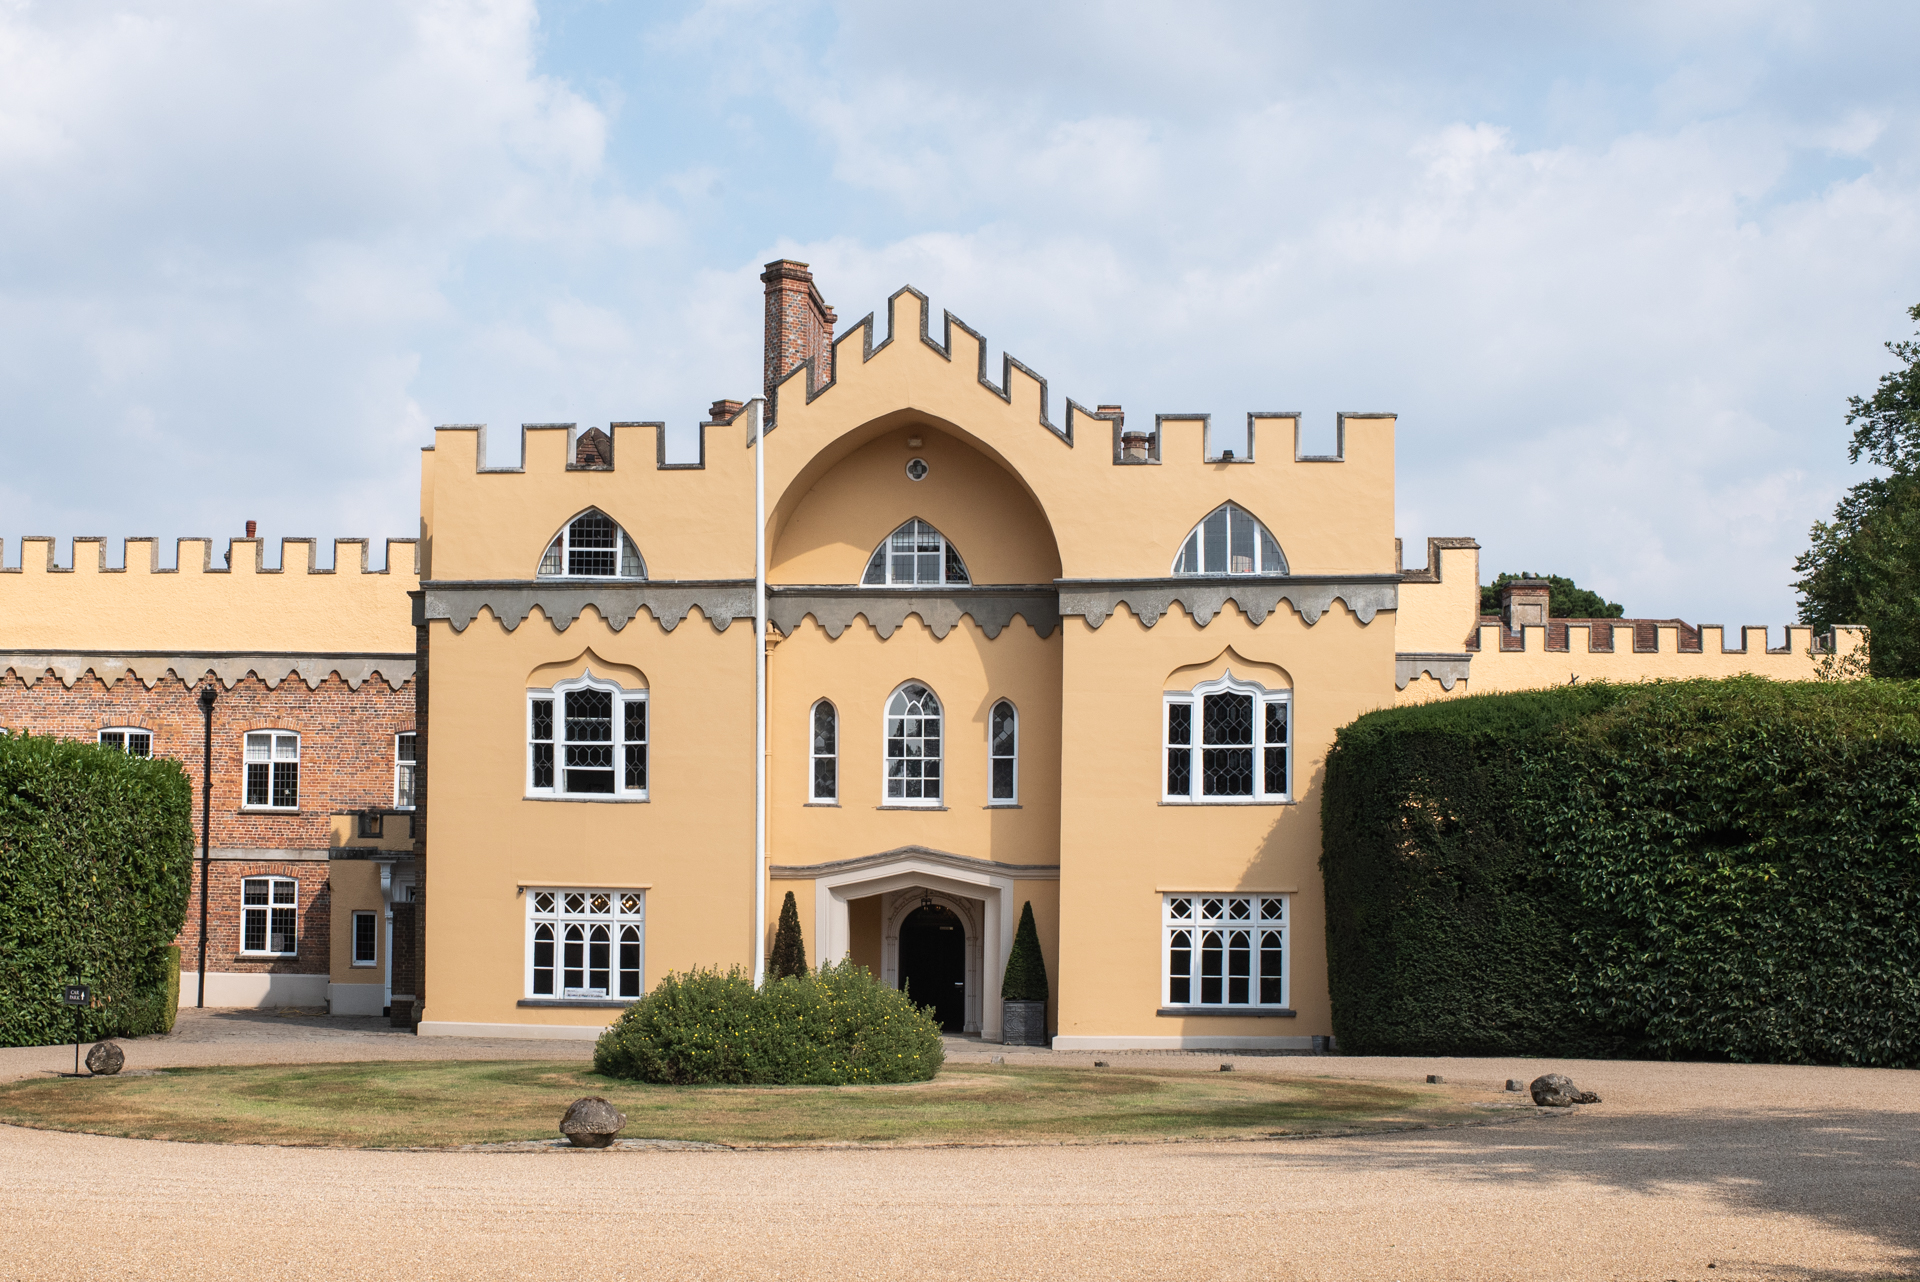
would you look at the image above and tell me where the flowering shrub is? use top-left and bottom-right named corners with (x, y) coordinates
top-left (593, 961), bottom-right (945, 1085)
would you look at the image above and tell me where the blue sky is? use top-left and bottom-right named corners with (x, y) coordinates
top-left (1, 0), bottom-right (1917, 625)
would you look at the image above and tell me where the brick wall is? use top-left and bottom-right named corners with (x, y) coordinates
top-left (179, 859), bottom-right (331, 977)
top-left (761, 258), bottom-right (836, 410)
top-left (0, 667), bottom-right (414, 976)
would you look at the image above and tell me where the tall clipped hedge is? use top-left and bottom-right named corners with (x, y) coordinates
top-left (0, 734), bottom-right (195, 1047)
top-left (1322, 678), bottom-right (1920, 1066)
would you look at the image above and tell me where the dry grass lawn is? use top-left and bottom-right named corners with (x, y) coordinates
top-left (0, 1060), bottom-right (1503, 1149)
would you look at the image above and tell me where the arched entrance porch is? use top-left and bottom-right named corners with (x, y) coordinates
top-left (801, 846), bottom-right (1024, 1041)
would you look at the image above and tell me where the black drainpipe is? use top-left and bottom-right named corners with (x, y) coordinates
top-left (197, 682), bottom-right (216, 1008)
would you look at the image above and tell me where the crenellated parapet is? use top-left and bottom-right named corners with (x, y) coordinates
top-left (767, 284), bottom-right (1401, 582)
top-left (1391, 532), bottom-right (1867, 703)
top-left (0, 535), bottom-right (418, 657)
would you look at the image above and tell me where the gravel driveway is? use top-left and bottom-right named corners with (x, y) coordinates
top-left (2, 1009), bottom-right (1915, 1280)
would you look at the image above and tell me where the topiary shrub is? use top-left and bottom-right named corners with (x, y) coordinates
top-left (0, 733), bottom-right (195, 1047)
top-left (1000, 901), bottom-right (1048, 1002)
top-left (593, 961), bottom-right (945, 1085)
top-left (768, 890), bottom-right (807, 979)
top-left (1323, 677), bottom-right (1920, 1066)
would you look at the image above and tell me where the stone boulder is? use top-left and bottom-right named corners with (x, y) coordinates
top-left (1529, 1073), bottom-right (1600, 1107)
top-left (560, 1096), bottom-right (627, 1148)
top-left (85, 1041), bottom-right (124, 1076)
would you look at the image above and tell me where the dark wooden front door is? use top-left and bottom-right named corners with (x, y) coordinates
top-left (898, 903), bottom-right (966, 1031)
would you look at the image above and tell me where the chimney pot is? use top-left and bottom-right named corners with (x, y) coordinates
top-left (245, 520), bottom-right (256, 539)
top-left (1120, 430), bottom-right (1152, 462)
top-left (708, 399), bottom-right (745, 423)
top-left (1501, 578), bottom-right (1552, 631)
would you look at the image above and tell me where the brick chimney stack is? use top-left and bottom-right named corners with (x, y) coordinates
top-left (1501, 577), bottom-right (1552, 631)
top-left (709, 399), bottom-right (745, 423)
top-left (761, 259), bottom-right (836, 415)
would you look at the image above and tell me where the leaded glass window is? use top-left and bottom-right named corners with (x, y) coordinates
top-left (98, 728), bottom-right (152, 757)
top-left (1172, 503), bottom-right (1286, 575)
top-left (537, 509), bottom-right (646, 579)
top-left (243, 731), bottom-right (300, 809)
top-left (394, 732), bottom-right (417, 809)
top-left (861, 518), bottom-right (970, 586)
top-left (527, 678), bottom-right (648, 799)
top-left (241, 877), bottom-right (299, 956)
top-left (884, 682), bottom-right (942, 804)
top-left (1163, 676), bottom-right (1289, 803)
top-left (810, 700), bottom-right (838, 802)
top-left (1163, 893), bottom-right (1287, 1008)
top-left (989, 700), bottom-right (1017, 803)
top-left (527, 887), bottom-right (644, 1001)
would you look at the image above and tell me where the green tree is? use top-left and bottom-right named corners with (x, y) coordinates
top-left (767, 890), bottom-right (807, 980)
top-left (1479, 572), bottom-right (1625, 619)
top-left (1000, 901), bottom-right (1048, 1002)
top-left (1794, 304), bottom-right (1920, 678)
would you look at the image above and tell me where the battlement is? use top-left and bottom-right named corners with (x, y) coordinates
top-left (426, 413), bottom-right (756, 476)
top-left (774, 282), bottom-right (1393, 467)
top-left (0, 534), bottom-right (419, 656)
top-left (3, 536), bottom-right (416, 575)
top-left (1466, 620), bottom-right (1847, 656)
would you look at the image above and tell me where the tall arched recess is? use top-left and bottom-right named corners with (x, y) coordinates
top-left (1172, 503), bottom-right (1287, 576)
top-left (768, 419), bottom-right (1061, 586)
top-left (537, 509), bottom-right (647, 579)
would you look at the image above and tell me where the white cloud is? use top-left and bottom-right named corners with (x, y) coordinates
top-left (2, 0), bottom-right (1917, 628)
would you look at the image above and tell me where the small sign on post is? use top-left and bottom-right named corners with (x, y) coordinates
top-left (62, 981), bottom-right (90, 1076)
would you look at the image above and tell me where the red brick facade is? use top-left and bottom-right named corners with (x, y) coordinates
top-left (0, 668), bottom-right (414, 982)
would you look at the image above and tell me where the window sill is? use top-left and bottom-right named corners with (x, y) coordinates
top-left (1158, 799), bottom-right (1294, 807)
top-left (238, 807), bottom-right (302, 815)
top-left (517, 999), bottom-right (636, 1009)
top-left (1157, 1007), bottom-right (1296, 1018)
top-left (803, 801), bottom-right (840, 808)
top-left (239, 952), bottom-right (299, 960)
top-left (350, 961), bottom-right (378, 969)
top-left (876, 804), bottom-right (948, 811)
top-left (984, 803), bottom-right (1021, 809)
top-left (522, 794), bottom-right (650, 804)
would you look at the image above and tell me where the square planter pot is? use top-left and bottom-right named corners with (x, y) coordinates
top-left (1001, 999), bottom-right (1048, 1047)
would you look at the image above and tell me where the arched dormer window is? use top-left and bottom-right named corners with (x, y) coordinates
top-left (861, 518), bottom-right (970, 587)
top-left (538, 510), bottom-right (645, 579)
top-left (1172, 503), bottom-right (1286, 576)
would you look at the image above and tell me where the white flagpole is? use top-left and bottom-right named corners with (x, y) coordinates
top-left (752, 397), bottom-right (768, 986)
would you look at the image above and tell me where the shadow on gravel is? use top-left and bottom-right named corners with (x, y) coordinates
top-left (1260, 1106), bottom-right (1920, 1276)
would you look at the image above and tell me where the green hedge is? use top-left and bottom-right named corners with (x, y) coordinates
top-left (594, 961), bottom-right (946, 1085)
top-left (0, 734), bottom-right (195, 1047)
top-left (1322, 678), bottom-right (1920, 1066)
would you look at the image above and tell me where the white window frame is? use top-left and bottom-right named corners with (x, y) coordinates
top-left (861, 517), bottom-right (971, 587)
top-left (242, 731), bottom-right (301, 811)
top-left (526, 673), bottom-right (648, 801)
top-left (240, 877), bottom-right (299, 957)
top-left (537, 508), bottom-right (646, 579)
top-left (394, 732), bottom-right (417, 810)
top-left (988, 699), bottom-right (1018, 805)
top-left (98, 727), bottom-right (152, 757)
top-left (351, 910), bottom-right (378, 967)
top-left (1172, 502), bottom-right (1287, 576)
top-left (1162, 893), bottom-right (1289, 1010)
top-left (525, 888), bottom-right (646, 1002)
top-left (1162, 673), bottom-right (1291, 804)
top-left (809, 699), bottom-right (838, 803)
top-left (882, 680), bottom-right (943, 807)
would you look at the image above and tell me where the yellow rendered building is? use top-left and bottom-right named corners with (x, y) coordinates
top-left (0, 261), bottom-right (1861, 1043)
top-left (401, 263), bottom-right (1860, 1047)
